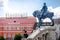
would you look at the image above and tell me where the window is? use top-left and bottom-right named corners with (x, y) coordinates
top-left (4, 27), bottom-right (17, 30)
top-left (4, 33), bottom-right (6, 38)
top-left (12, 34), bottom-right (15, 38)
top-left (12, 34), bottom-right (15, 40)
top-left (20, 26), bottom-right (24, 30)
top-left (8, 33), bottom-right (11, 38)
top-left (12, 27), bottom-right (17, 30)
top-left (8, 27), bottom-right (11, 30)
top-left (4, 27), bottom-right (8, 30)
top-left (8, 33), bottom-right (11, 40)
top-left (27, 26), bottom-right (30, 30)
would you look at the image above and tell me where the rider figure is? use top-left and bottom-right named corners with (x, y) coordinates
top-left (41, 3), bottom-right (48, 15)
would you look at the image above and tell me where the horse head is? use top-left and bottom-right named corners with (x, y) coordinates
top-left (33, 10), bottom-right (41, 18)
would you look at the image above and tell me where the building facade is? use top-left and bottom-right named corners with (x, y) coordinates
top-left (54, 18), bottom-right (60, 38)
top-left (0, 17), bottom-right (35, 40)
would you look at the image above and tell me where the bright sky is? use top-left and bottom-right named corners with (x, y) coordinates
top-left (0, 0), bottom-right (60, 18)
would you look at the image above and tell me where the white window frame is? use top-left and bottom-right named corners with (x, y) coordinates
top-left (20, 26), bottom-right (24, 30)
top-left (4, 33), bottom-right (6, 38)
top-left (11, 27), bottom-right (17, 30)
top-left (8, 33), bottom-right (11, 38)
top-left (27, 25), bottom-right (30, 30)
top-left (4, 26), bottom-right (8, 30)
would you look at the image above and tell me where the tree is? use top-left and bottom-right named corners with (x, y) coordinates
top-left (0, 36), bottom-right (5, 40)
top-left (14, 33), bottom-right (22, 40)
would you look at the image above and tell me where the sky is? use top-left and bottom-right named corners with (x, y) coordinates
top-left (0, 0), bottom-right (60, 18)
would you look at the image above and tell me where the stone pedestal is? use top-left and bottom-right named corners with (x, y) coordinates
top-left (27, 27), bottom-right (56, 40)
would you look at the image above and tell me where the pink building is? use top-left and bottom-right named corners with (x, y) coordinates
top-left (0, 17), bottom-right (35, 40)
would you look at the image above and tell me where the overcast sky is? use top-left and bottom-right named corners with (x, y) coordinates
top-left (0, 0), bottom-right (60, 18)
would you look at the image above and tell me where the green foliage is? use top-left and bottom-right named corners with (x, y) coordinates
top-left (14, 33), bottom-right (22, 40)
top-left (0, 36), bottom-right (5, 40)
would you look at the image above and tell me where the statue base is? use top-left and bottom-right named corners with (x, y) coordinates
top-left (40, 22), bottom-right (54, 26)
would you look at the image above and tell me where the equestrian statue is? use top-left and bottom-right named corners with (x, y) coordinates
top-left (33, 3), bottom-right (54, 29)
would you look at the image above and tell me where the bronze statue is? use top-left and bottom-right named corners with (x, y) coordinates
top-left (33, 3), bottom-right (54, 29)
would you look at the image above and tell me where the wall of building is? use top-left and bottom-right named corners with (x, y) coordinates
top-left (0, 17), bottom-right (35, 39)
top-left (54, 19), bottom-right (60, 38)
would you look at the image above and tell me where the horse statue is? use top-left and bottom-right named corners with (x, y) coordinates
top-left (33, 3), bottom-right (54, 29)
